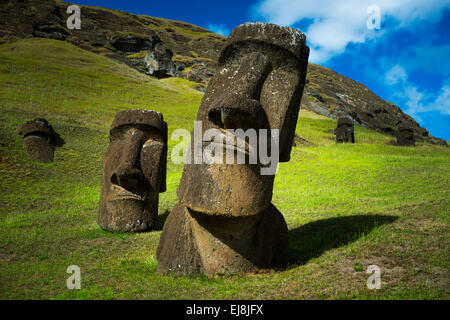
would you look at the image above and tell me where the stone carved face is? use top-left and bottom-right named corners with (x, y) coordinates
top-left (397, 123), bottom-right (415, 146)
top-left (335, 116), bottom-right (355, 143)
top-left (177, 23), bottom-right (309, 217)
top-left (18, 118), bottom-right (64, 163)
top-left (98, 110), bottom-right (167, 232)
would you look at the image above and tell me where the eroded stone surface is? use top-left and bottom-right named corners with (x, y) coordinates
top-left (335, 116), bottom-right (355, 143)
top-left (18, 118), bottom-right (63, 163)
top-left (156, 22), bottom-right (309, 275)
top-left (98, 109), bottom-right (167, 232)
top-left (144, 35), bottom-right (176, 78)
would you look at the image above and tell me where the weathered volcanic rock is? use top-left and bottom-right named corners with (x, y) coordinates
top-left (156, 22), bottom-right (309, 276)
top-left (32, 23), bottom-right (70, 41)
top-left (156, 202), bottom-right (288, 275)
top-left (98, 109), bottom-right (167, 232)
top-left (110, 34), bottom-right (153, 53)
top-left (144, 35), bottom-right (176, 78)
top-left (397, 122), bottom-right (415, 146)
top-left (18, 118), bottom-right (63, 163)
top-left (335, 115), bottom-right (355, 143)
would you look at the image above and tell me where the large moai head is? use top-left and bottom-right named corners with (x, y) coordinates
top-left (177, 22), bottom-right (310, 217)
top-left (18, 118), bottom-right (64, 163)
top-left (335, 116), bottom-right (355, 143)
top-left (397, 123), bottom-right (415, 146)
top-left (98, 109), bottom-right (167, 232)
top-left (156, 23), bottom-right (309, 276)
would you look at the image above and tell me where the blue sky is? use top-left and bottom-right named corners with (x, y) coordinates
top-left (74, 0), bottom-right (450, 141)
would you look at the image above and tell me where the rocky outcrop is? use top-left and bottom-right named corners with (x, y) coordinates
top-left (32, 23), bottom-right (70, 41)
top-left (143, 35), bottom-right (176, 78)
top-left (0, 0), bottom-right (223, 84)
top-left (110, 34), bottom-right (153, 53)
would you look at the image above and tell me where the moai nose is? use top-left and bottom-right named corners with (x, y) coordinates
top-left (110, 128), bottom-right (145, 190)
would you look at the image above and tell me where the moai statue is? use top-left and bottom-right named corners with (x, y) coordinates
top-left (18, 118), bottom-right (64, 163)
top-left (98, 109), bottom-right (167, 232)
top-left (397, 122), bottom-right (415, 146)
top-left (334, 116), bottom-right (355, 143)
top-left (156, 22), bottom-right (309, 275)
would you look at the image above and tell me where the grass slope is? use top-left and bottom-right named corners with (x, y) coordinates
top-left (0, 39), bottom-right (449, 299)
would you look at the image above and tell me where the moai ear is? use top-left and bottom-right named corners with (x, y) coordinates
top-left (158, 121), bottom-right (168, 193)
top-left (141, 139), bottom-right (164, 193)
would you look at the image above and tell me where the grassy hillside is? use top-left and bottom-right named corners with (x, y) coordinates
top-left (0, 39), bottom-right (449, 299)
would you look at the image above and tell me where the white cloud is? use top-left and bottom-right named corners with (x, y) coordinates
top-left (207, 24), bottom-right (231, 36)
top-left (384, 65), bottom-right (450, 117)
top-left (404, 83), bottom-right (450, 117)
top-left (385, 65), bottom-right (408, 85)
top-left (252, 0), bottom-right (450, 63)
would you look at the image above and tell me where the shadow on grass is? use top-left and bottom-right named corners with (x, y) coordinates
top-left (286, 214), bottom-right (398, 268)
top-left (154, 210), bottom-right (170, 231)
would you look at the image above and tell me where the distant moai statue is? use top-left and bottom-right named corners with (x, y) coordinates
top-left (18, 118), bottom-right (64, 163)
top-left (156, 22), bottom-right (310, 276)
top-left (98, 109), bottom-right (167, 232)
top-left (397, 122), bottom-right (415, 146)
top-left (335, 115), bottom-right (355, 143)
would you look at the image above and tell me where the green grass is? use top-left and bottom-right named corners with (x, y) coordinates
top-left (0, 39), bottom-right (449, 300)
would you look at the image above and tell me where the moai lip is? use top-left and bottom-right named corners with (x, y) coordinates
top-left (18, 118), bottom-right (64, 163)
top-left (335, 116), bottom-right (355, 143)
top-left (156, 22), bottom-right (310, 276)
top-left (98, 109), bottom-right (168, 232)
top-left (397, 123), bottom-right (415, 146)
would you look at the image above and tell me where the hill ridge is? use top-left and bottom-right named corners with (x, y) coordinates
top-left (0, 0), bottom-right (446, 144)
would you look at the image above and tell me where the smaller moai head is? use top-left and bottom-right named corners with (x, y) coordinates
top-left (98, 109), bottom-right (167, 232)
top-left (397, 123), bottom-right (415, 146)
top-left (18, 118), bottom-right (64, 163)
top-left (335, 116), bottom-right (355, 143)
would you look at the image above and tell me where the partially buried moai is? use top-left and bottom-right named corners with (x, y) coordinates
top-left (18, 118), bottom-right (64, 163)
top-left (334, 116), bottom-right (355, 143)
top-left (98, 109), bottom-right (167, 232)
top-left (397, 122), bottom-right (415, 146)
top-left (156, 22), bottom-right (309, 275)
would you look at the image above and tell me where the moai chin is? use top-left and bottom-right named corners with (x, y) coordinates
top-left (18, 118), bottom-right (64, 163)
top-left (156, 22), bottom-right (310, 275)
top-left (98, 109), bottom-right (167, 232)
top-left (335, 116), bottom-right (355, 143)
top-left (397, 123), bottom-right (415, 146)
